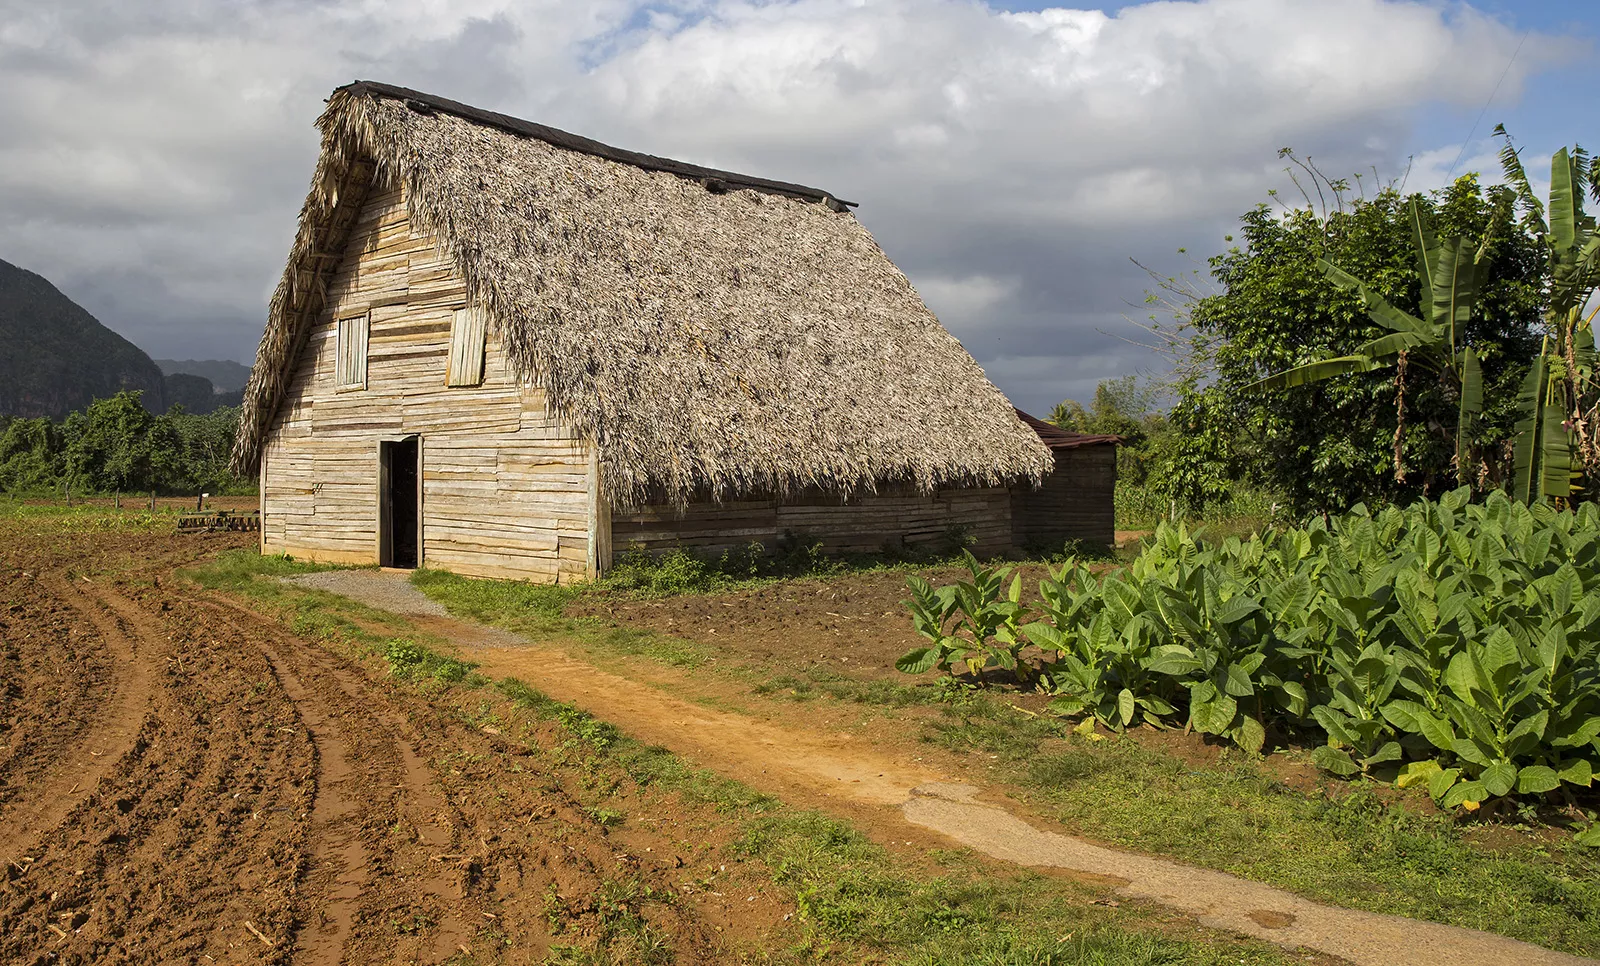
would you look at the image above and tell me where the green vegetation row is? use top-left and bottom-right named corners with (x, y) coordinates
top-left (0, 389), bottom-right (243, 496)
top-left (899, 488), bottom-right (1600, 824)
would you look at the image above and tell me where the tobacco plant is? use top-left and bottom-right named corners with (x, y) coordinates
top-left (898, 488), bottom-right (1600, 816)
top-left (897, 552), bottom-right (1033, 682)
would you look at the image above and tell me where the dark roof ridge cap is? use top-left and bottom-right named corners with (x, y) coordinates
top-left (338, 80), bottom-right (857, 209)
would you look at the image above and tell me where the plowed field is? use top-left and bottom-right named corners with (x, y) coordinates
top-left (0, 522), bottom-right (776, 965)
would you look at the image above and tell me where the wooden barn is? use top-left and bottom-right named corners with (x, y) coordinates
top-left (233, 82), bottom-right (1112, 582)
top-left (1010, 411), bottom-right (1120, 551)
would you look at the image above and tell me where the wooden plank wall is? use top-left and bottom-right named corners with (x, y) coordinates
top-left (611, 484), bottom-right (1015, 558)
top-left (260, 180), bottom-right (591, 583)
top-left (1010, 445), bottom-right (1117, 550)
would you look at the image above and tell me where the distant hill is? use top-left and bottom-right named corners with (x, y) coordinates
top-left (163, 372), bottom-right (244, 415)
top-left (154, 358), bottom-right (252, 393)
top-left (0, 258), bottom-right (166, 419)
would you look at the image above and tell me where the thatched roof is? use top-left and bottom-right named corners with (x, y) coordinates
top-left (234, 82), bottom-right (1053, 507)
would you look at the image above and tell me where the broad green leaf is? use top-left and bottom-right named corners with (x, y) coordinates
top-left (1427, 766), bottom-right (1462, 802)
top-left (1410, 198), bottom-right (1437, 311)
top-left (1551, 147), bottom-right (1577, 253)
top-left (1234, 715), bottom-right (1266, 755)
top-left (1021, 621), bottom-right (1066, 652)
top-left (1191, 693), bottom-right (1238, 735)
top-left (1430, 236), bottom-right (1478, 346)
top-left (1049, 695), bottom-right (1089, 716)
top-left (1577, 823), bottom-right (1600, 848)
top-left (1214, 595), bottom-right (1261, 625)
top-left (1117, 688), bottom-right (1135, 727)
top-left (895, 647), bottom-right (939, 674)
top-left (1311, 745), bottom-right (1360, 776)
top-left (1146, 645), bottom-right (1202, 676)
top-left (1516, 765), bottom-right (1561, 795)
top-left (1513, 355), bottom-right (1549, 504)
top-left (1442, 779), bottom-right (1487, 809)
top-left (1267, 574), bottom-right (1313, 618)
top-left (1252, 354), bottom-right (1382, 391)
top-left (1223, 663), bottom-right (1255, 697)
top-left (1558, 758), bottom-right (1594, 787)
top-left (1481, 761), bottom-right (1518, 797)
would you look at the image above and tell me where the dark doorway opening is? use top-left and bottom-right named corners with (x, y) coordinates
top-left (379, 436), bottom-right (420, 569)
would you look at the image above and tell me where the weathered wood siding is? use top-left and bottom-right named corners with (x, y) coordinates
top-left (260, 179), bottom-right (591, 582)
top-left (611, 484), bottom-right (1015, 558)
top-left (1010, 445), bottom-right (1117, 550)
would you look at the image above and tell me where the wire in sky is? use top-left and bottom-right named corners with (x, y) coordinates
top-left (1446, 27), bottom-right (1530, 179)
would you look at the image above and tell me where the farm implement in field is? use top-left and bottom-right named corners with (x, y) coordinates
top-left (177, 509), bottom-right (260, 533)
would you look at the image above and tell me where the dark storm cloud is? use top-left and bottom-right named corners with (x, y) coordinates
top-left (0, 0), bottom-right (1572, 412)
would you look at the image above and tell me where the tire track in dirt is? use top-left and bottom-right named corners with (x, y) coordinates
top-left (251, 632), bottom-right (371, 965)
top-left (0, 576), bottom-right (154, 861)
top-left (196, 596), bottom-right (471, 963)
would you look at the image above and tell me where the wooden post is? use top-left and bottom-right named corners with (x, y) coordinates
top-left (64, 481), bottom-right (71, 507)
top-left (196, 493), bottom-right (204, 511)
top-left (115, 491), bottom-right (120, 510)
top-left (585, 445), bottom-right (612, 580)
top-left (149, 490), bottom-right (155, 511)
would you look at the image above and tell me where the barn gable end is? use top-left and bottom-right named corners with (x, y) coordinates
top-left (260, 178), bottom-right (591, 582)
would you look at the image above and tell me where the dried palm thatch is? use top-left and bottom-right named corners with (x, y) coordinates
top-left (234, 82), bottom-right (1053, 507)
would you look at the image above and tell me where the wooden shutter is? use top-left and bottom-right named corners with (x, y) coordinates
top-left (335, 315), bottom-right (368, 390)
top-left (447, 307), bottom-right (487, 387)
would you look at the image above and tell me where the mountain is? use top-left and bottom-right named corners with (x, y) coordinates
top-left (154, 358), bottom-right (253, 393)
top-left (162, 372), bottom-right (243, 414)
top-left (0, 258), bottom-right (167, 419)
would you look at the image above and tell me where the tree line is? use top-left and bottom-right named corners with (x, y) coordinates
top-left (1054, 134), bottom-right (1597, 519)
top-left (0, 391), bottom-right (243, 497)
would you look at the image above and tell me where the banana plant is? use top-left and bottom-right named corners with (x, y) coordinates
top-left (1497, 128), bottom-right (1600, 503)
top-left (1251, 199), bottom-right (1488, 486)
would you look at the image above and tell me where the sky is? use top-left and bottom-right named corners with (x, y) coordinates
top-left (0, 0), bottom-right (1592, 415)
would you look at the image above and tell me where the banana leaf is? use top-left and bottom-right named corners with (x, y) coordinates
top-left (1513, 355), bottom-right (1550, 504)
top-left (1456, 347), bottom-right (1481, 486)
top-left (1410, 199), bottom-right (1438, 313)
top-left (1430, 236), bottom-right (1478, 349)
top-left (1494, 124), bottom-right (1549, 237)
top-left (1542, 398), bottom-right (1573, 501)
top-left (1316, 259), bottom-right (1429, 334)
top-left (1355, 330), bottom-right (1434, 361)
top-left (1552, 147), bottom-right (1577, 254)
top-left (1252, 355), bottom-right (1381, 391)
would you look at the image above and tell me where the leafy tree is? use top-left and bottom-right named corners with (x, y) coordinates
top-left (0, 417), bottom-right (65, 492)
top-left (63, 391), bottom-right (181, 493)
top-left (1166, 172), bottom-right (1543, 513)
top-left (1049, 375), bottom-right (1170, 485)
top-left (0, 392), bottom-right (246, 495)
top-left (164, 405), bottom-right (241, 492)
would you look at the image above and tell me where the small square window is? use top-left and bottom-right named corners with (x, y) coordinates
top-left (335, 314), bottom-right (369, 391)
top-left (447, 306), bottom-right (487, 387)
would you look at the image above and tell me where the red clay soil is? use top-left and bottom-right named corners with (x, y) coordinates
top-left (0, 525), bottom-right (794, 965)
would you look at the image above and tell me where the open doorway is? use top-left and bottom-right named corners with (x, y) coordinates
top-left (379, 436), bottom-right (420, 569)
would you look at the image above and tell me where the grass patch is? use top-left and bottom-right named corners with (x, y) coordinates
top-left (925, 695), bottom-right (1600, 956)
top-left (1022, 735), bottom-right (1600, 955)
top-left (184, 548), bottom-right (337, 592)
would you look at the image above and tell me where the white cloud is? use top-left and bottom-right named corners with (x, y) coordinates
top-left (0, 0), bottom-right (1581, 411)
